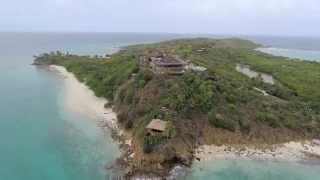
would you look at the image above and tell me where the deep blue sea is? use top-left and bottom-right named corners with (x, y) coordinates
top-left (0, 32), bottom-right (319, 180)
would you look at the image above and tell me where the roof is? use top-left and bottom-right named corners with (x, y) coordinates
top-left (146, 119), bottom-right (167, 132)
top-left (150, 56), bottom-right (186, 67)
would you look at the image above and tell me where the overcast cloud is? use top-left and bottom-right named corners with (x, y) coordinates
top-left (0, 0), bottom-right (319, 36)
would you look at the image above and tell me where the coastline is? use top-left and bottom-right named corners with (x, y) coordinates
top-left (195, 141), bottom-right (320, 164)
top-left (48, 65), bottom-right (134, 176)
top-left (49, 65), bottom-right (118, 130)
top-left (256, 47), bottom-right (320, 62)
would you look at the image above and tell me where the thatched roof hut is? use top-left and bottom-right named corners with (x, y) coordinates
top-left (146, 119), bottom-right (167, 132)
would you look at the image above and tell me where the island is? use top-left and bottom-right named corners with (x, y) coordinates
top-left (33, 38), bottom-right (320, 178)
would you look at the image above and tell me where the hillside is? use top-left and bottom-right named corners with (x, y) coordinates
top-left (34, 38), bottom-right (320, 176)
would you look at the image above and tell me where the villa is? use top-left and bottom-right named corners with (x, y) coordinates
top-left (149, 55), bottom-right (186, 75)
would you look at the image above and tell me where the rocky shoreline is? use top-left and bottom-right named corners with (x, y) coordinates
top-left (195, 141), bottom-right (320, 164)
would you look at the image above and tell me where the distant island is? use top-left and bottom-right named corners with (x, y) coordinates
top-left (33, 38), bottom-right (320, 178)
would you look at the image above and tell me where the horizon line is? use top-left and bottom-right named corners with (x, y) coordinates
top-left (0, 31), bottom-right (319, 39)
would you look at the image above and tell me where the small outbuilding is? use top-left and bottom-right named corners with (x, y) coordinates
top-left (146, 119), bottom-right (168, 135)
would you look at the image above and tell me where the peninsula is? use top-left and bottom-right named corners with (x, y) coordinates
top-left (33, 38), bottom-right (320, 177)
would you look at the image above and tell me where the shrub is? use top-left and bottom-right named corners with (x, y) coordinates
top-left (257, 112), bottom-right (281, 128)
top-left (226, 94), bottom-right (236, 104)
top-left (138, 79), bottom-right (146, 88)
top-left (132, 66), bottom-right (139, 73)
top-left (239, 118), bottom-right (251, 134)
top-left (256, 112), bottom-right (266, 121)
top-left (262, 84), bottom-right (295, 100)
top-left (265, 114), bottom-right (281, 128)
top-left (136, 70), bottom-right (153, 88)
top-left (117, 112), bottom-right (127, 124)
top-left (125, 87), bottom-right (135, 104)
top-left (117, 87), bottom-right (127, 102)
top-left (228, 103), bottom-right (237, 112)
top-left (143, 135), bottom-right (164, 153)
top-left (208, 112), bottom-right (236, 132)
top-left (164, 121), bottom-right (176, 138)
top-left (166, 73), bottom-right (214, 113)
top-left (125, 120), bottom-right (133, 129)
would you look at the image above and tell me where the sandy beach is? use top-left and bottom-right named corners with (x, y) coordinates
top-left (48, 65), bottom-right (118, 130)
top-left (195, 141), bottom-right (320, 163)
top-left (47, 65), bottom-right (138, 176)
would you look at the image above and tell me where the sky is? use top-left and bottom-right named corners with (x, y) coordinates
top-left (0, 0), bottom-right (319, 36)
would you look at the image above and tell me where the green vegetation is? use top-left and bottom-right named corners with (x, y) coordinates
top-left (162, 73), bottom-right (215, 114)
top-left (143, 135), bottom-right (166, 153)
top-left (35, 52), bottom-right (139, 99)
top-left (34, 38), bottom-right (320, 171)
top-left (240, 51), bottom-right (320, 106)
top-left (208, 111), bottom-right (236, 132)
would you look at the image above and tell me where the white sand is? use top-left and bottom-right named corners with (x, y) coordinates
top-left (49, 65), bottom-right (118, 130)
top-left (195, 141), bottom-right (320, 162)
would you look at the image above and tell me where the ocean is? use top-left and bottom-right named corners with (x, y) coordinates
top-left (0, 32), bottom-right (177, 180)
top-left (189, 160), bottom-right (320, 180)
top-left (249, 35), bottom-right (320, 62)
top-left (0, 32), bottom-right (319, 180)
top-left (257, 47), bottom-right (320, 62)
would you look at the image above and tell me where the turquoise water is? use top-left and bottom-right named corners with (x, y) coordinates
top-left (0, 40), bottom-right (119, 180)
top-left (0, 33), bottom-right (177, 180)
top-left (189, 160), bottom-right (320, 180)
top-left (257, 47), bottom-right (320, 62)
top-left (1, 33), bottom-right (320, 180)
